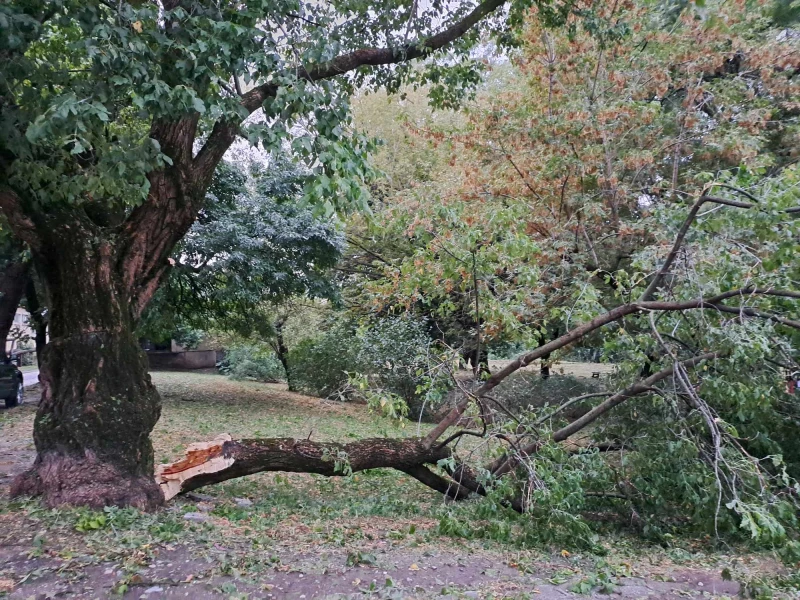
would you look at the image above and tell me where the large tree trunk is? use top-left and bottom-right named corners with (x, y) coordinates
top-left (11, 227), bottom-right (163, 510)
top-left (0, 257), bottom-right (29, 351)
top-left (5, 121), bottom-right (208, 510)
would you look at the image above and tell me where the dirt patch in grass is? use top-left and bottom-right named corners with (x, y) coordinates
top-left (0, 372), bottom-right (793, 599)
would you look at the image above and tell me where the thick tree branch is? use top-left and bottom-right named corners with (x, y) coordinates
top-left (401, 465), bottom-right (474, 500)
top-left (118, 167), bottom-right (200, 316)
top-left (150, 116), bottom-right (200, 168)
top-left (250, 0), bottom-right (506, 108)
top-left (156, 435), bottom-right (452, 500)
top-left (551, 352), bottom-right (718, 443)
top-left (489, 352), bottom-right (719, 478)
top-left (423, 288), bottom-right (797, 448)
top-left (192, 0), bottom-right (507, 182)
top-left (639, 194), bottom-right (800, 302)
top-left (443, 461), bottom-right (525, 512)
top-left (710, 304), bottom-right (800, 330)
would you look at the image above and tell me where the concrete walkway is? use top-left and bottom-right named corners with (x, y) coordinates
top-left (22, 370), bottom-right (39, 388)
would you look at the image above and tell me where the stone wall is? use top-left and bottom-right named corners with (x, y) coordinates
top-left (147, 350), bottom-right (218, 370)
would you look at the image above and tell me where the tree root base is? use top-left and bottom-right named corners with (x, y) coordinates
top-left (10, 453), bottom-right (164, 510)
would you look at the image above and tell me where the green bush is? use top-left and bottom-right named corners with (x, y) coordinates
top-left (288, 319), bottom-right (359, 397)
top-left (218, 343), bottom-right (285, 382)
top-left (355, 315), bottom-right (438, 415)
top-left (288, 315), bottom-right (448, 417)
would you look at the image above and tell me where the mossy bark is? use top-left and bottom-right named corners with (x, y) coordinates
top-left (11, 224), bottom-right (163, 509)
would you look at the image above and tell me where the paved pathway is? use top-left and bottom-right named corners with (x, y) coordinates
top-left (22, 370), bottom-right (38, 388)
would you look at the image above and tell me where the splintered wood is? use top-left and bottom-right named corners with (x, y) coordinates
top-left (155, 434), bottom-right (234, 501)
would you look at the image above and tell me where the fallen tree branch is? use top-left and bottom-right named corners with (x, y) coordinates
top-left (488, 352), bottom-right (719, 477)
top-left (155, 353), bottom-right (719, 512)
top-left (423, 288), bottom-right (793, 449)
top-left (708, 304), bottom-right (800, 330)
top-left (552, 352), bottom-right (718, 443)
top-left (639, 194), bottom-right (799, 302)
top-left (401, 465), bottom-right (473, 501)
top-left (156, 435), bottom-right (451, 500)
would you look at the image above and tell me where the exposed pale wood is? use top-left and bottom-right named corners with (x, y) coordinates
top-left (156, 435), bottom-right (233, 501)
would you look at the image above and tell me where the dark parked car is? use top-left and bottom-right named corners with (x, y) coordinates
top-left (0, 357), bottom-right (24, 408)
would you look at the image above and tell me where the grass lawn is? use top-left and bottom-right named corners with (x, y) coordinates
top-left (0, 372), bottom-right (794, 599)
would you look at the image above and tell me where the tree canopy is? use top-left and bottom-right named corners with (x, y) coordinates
top-left (350, 0), bottom-right (800, 361)
top-left (325, 0), bottom-right (800, 546)
top-left (139, 157), bottom-right (343, 342)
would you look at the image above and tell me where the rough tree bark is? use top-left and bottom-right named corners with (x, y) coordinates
top-left (10, 218), bottom-right (165, 509)
top-left (272, 316), bottom-right (295, 392)
top-left (156, 435), bottom-right (453, 500)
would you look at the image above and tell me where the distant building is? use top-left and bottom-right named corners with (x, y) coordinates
top-left (5, 308), bottom-right (34, 354)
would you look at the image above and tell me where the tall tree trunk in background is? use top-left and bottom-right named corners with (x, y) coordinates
top-left (538, 326), bottom-right (561, 379)
top-left (10, 217), bottom-right (164, 509)
top-left (0, 257), bottom-right (29, 353)
top-left (273, 316), bottom-right (295, 391)
top-left (25, 274), bottom-right (47, 366)
top-left (540, 355), bottom-right (551, 379)
top-left (463, 346), bottom-right (490, 378)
